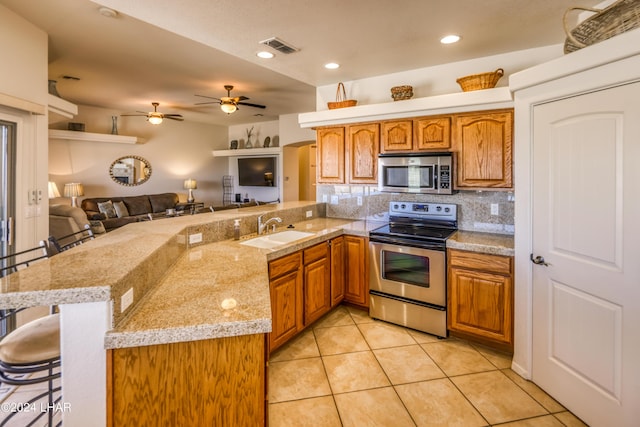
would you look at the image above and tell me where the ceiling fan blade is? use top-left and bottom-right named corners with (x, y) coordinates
top-left (195, 94), bottom-right (221, 101)
top-left (195, 101), bottom-right (221, 105)
top-left (165, 116), bottom-right (184, 121)
top-left (121, 113), bottom-right (148, 117)
top-left (232, 96), bottom-right (249, 102)
top-left (237, 101), bottom-right (266, 109)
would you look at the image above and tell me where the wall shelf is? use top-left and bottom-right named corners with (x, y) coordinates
top-left (49, 129), bottom-right (146, 144)
top-left (298, 87), bottom-right (513, 128)
top-left (212, 147), bottom-right (282, 157)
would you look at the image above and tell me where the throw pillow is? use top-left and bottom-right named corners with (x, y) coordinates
top-left (113, 201), bottom-right (130, 218)
top-left (89, 220), bottom-right (106, 234)
top-left (90, 212), bottom-right (107, 220)
top-left (97, 200), bottom-right (117, 218)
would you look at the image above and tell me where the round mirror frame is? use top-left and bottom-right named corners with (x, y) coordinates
top-left (109, 155), bottom-right (152, 187)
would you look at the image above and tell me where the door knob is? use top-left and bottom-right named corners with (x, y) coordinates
top-left (530, 254), bottom-right (550, 266)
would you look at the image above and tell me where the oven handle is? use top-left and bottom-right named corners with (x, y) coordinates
top-left (369, 290), bottom-right (446, 311)
top-left (369, 234), bottom-right (446, 251)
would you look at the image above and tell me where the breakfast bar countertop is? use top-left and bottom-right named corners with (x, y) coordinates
top-left (103, 217), bottom-right (382, 349)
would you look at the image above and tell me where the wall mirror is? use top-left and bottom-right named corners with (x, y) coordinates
top-left (109, 155), bottom-right (152, 186)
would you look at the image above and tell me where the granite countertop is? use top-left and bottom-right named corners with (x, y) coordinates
top-left (104, 217), bottom-right (381, 349)
top-left (447, 230), bottom-right (514, 257)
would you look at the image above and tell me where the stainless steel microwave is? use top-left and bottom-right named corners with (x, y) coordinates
top-left (378, 153), bottom-right (454, 194)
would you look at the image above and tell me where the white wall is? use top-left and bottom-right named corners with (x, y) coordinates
top-left (49, 105), bottom-right (229, 206)
top-left (316, 44), bottom-right (565, 110)
top-left (0, 5), bottom-right (49, 248)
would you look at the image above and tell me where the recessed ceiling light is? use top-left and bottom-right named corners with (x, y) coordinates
top-left (325, 62), bottom-right (340, 70)
top-left (440, 35), bottom-right (461, 44)
top-left (257, 51), bottom-right (274, 59)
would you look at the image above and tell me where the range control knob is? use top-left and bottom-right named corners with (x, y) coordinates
top-left (393, 204), bottom-right (399, 210)
top-left (401, 204), bottom-right (406, 209)
top-left (436, 206), bottom-right (442, 212)
top-left (445, 207), bottom-right (450, 213)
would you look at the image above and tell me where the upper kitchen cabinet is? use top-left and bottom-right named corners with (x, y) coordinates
top-left (380, 117), bottom-right (451, 153)
top-left (380, 120), bottom-right (412, 152)
top-left (453, 109), bottom-right (513, 189)
top-left (316, 124), bottom-right (378, 184)
top-left (347, 123), bottom-right (379, 184)
top-left (317, 127), bottom-right (345, 183)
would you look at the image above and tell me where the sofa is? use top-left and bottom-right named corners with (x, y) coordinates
top-left (81, 193), bottom-right (181, 232)
top-left (50, 204), bottom-right (94, 239)
top-left (80, 193), bottom-right (272, 232)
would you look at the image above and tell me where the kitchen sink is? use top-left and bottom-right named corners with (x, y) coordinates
top-left (240, 230), bottom-right (315, 249)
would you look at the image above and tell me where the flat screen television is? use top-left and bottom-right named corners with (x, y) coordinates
top-left (238, 157), bottom-right (276, 187)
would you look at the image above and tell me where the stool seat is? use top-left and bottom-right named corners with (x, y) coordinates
top-left (0, 314), bottom-right (60, 364)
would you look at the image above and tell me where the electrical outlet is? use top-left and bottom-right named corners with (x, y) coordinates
top-left (322, 194), bottom-right (328, 203)
top-left (357, 196), bottom-right (363, 206)
top-left (189, 233), bottom-right (203, 244)
top-left (306, 210), bottom-right (313, 218)
top-left (121, 288), bottom-right (134, 313)
top-left (491, 203), bottom-right (499, 216)
top-left (330, 195), bottom-right (339, 205)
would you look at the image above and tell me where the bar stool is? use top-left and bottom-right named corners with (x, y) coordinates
top-left (0, 241), bottom-right (61, 427)
top-left (47, 223), bottom-right (94, 255)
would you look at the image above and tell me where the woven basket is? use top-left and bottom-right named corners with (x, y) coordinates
top-left (456, 68), bottom-right (504, 92)
top-left (391, 85), bottom-right (413, 101)
top-left (564, 0), bottom-right (640, 53)
top-left (327, 82), bottom-right (357, 109)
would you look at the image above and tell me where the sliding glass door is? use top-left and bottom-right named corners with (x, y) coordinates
top-left (0, 119), bottom-right (16, 260)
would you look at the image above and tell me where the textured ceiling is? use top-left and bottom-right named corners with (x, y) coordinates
top-left (1, 0), bottom-right (601, 125)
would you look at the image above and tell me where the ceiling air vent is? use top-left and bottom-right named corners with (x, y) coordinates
top-left (259, 37), bottom-right (299, 54)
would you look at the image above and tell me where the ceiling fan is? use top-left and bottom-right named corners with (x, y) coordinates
top-left (195, 85), bottom-right (266, 114)
top-left (121, 102), bottom-right (184, 124)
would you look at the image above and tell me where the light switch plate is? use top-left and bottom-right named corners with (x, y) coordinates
top-left (189, 233), bottom-right (203, 244)
top-left (330, 195), bottom-right (339, 205)
top-left (306, 210), bottom-right (312, 218)
top-left (491, 203), bottom-right (499, 216)
top-left (121, 288), bottom-right (134, 313)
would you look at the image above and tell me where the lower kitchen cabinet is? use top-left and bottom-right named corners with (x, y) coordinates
top-left (107, 334), bottom-right (266, 427)
top-left (268, 252), bottom-right (303, 352)
top-left (447, 249), bottom-right (514, 352)
top-left (344, 236), bottom-right (369, 308)
top-left (330, 236), bottom-right (345, 307)
top-left (303, 242), bottom-right (331, 325)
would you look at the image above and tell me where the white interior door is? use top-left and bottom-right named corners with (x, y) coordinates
top-left (531, 82), bottom-right (640, 426)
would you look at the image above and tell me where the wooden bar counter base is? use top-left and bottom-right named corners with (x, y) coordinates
top-left (107, 334), bottom-right (266, 427)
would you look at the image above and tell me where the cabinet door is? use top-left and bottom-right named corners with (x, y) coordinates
top-left (380, 120), bottom-right (412, 153)
top-left (453, 110), bottom-right (513, 188)
top-left (344, 236), bottom-right (369, 308)
top-left (330, 236), bottom-right (345, 307)
top-left (347, 124), bottom-right (379, 183)
top-left (269, 253), bottom-right (303, 351)
top-left (303, 243), bottom-right (331, 325)
top-left (414, 117), bottom-right (451, 150)
top-left (448, 267), bottom-right (513, 346)
top-left (316, 127), bottom-right (345, 184)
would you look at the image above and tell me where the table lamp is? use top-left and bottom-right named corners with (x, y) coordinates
top-left (64, 182), bottom-right (84, 207)
top-left (184, 179), bottom-right (197, 203)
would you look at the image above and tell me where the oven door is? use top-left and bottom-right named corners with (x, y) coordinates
top-left (369, 241), bottom-right (446, 307)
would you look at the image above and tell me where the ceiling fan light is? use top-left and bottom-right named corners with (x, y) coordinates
top-left (221, 102), bottom-right (237, 114)
top-left (148, 113), bottom-right (163, 124)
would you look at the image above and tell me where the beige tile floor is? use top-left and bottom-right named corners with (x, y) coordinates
top-left (269, 305), bottom-right (589, 427)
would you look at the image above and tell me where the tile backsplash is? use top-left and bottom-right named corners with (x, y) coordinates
top-left (317, 185), bottom-right (514, 235)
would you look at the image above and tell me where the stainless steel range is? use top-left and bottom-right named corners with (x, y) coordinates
top-left (369, 201), bottom-right (457, 338)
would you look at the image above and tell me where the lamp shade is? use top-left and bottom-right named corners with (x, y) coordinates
top-left (48, 181), bottom-right (61, 198)
top-left (148, 113), bottom-right (163, 125)
top-left (63, 183), bottom-right (84, 197)
top-left (183, 179), bottom-right (197, 190)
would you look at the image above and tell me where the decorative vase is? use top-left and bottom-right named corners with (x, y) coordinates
top-left (48, 80), bottom-right (61, 97)
top-left (111, 116), bottom-right (118, 135)
top-left (245, 137), bottom-right (253, 149)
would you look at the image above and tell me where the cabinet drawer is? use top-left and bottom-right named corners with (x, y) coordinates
top-left (449, 249), bottom-right (512, 275)
top-left (303, 242), bottom-right (329, 265)
top-left (269, 252), bottom-right (302, 280)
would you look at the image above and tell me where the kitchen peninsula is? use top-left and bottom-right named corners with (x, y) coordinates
top-left (0, 201), bottom-right (372, 427)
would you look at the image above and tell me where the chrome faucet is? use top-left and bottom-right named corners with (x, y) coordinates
top-left (258, 214), bottom-right (282, 235)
